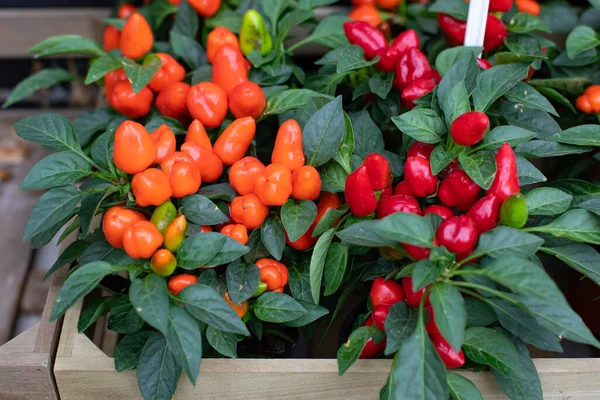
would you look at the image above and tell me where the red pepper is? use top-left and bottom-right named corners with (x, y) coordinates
top-left (394, 181), bottom-right (415, 197)
top-left (477, 58), bottom-right (493, 70)
top-left (403, 277), bottom-right (430, 308)
top-left (468, 194), bottom-right (501, 234)
top-left (403, 243), bottom-right (431, 260)
top-left (423, 205), bottom-right (455, 220)
top-left (431, 334), bottom-right (465, 369)
top-left (376, 194), bottom-right (421, 219)
top-left (359, 317), bottom-right (386, 359)
top-left (401, 78), bottom-right (437, 108)
top-left (425, 305), bottom-right (440, 335)
top-left (450, 111), bottom-right (490, 146)
top-left (431, 70), bottom-right (442, 84)
top-left (486, 143), bottom-right (519, 203)
top-left (404, 157), bottom-right (438, 197)
top-left (370, 277), bottom-right (405, 307)
top-left (376, 29), bottom-right (420, 72)
top-left (438, 13), bottom-right (507, 52)
top-left (489, 0), bottom-right (513, 12)
top-left (436, 215), bottom-right (478, 254)
top-left (438, 171), bottom-right (481, 212)
top-left (407, 141), bottom-right (435, 160)
top-left (343, 21), bottom-right (387, 60)
top-left (372, 304), bottom-right (391, 331)
top-left (484, 14), bottom-right (508, 52)
top-left (380, 185), bottom-right (393, 199)
top-left (391, 29), bottom-right (420, 55)
top-left (396, 48), bottom-right (433, 90)
top-left (376, 46), bottom-right (401, 72)
top-left (439, 159), bottom-right (461, 179)
top-left (362, 153), bottom-right (392, 190)
top-left (345, 166), bottom-right (377, 217)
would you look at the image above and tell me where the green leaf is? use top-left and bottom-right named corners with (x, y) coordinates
top-left (191, 65), bottom-right (212, 84)
top-left (50, 261), bottom-right (125, 321)
top-left (384, 302), bottom-right (418, 355)
top-left (458, 151), bottom-right (497, 190)
top-left (85, 53), bottom-right (122, 84)
top-left (472, 227), bottom-right (544, 259)
top-left (172, 0), bottom-right (199, 37)
top-left (288, 263), bottom-right (313, 302)
top-left (525, 188), bottom-right (572, 215)
top-left (108, 297), bottom-right (145, 334)
top-left (529, 209), bottom-right (600, 244)
top-left (472, 63), bottom-right (531, 112)
top-left (576, 197), bottom-right (600, 216)
top-left (504, 82), bottom-right (558, 116)
top-left (542, 244), bottom-right (600, 285)
top-left (181, 284), bottom-right (250, 335)
top-left (479, 126), bottom-right (537, 150)
top-left (516, 140), bottom-right (591, 158)
top-left (297, 15), bottom-right (350, 49)
top-left (337, 326), bottom-right (383, 375)
top-left (442, 81), bottom-right (470, 127)
top-left (391, 108), bottom-right (445, 144)
top-left (79, 239), bottom-right (134, 267)
top-left (73, 109), bottom-right (115, 147)
top-left (45, 240), bottom-right (89, 280)
top-left (430, 283), bottom-right (466, 352)
top-left (429, 0), bottom-right (468, 19)
top-left (29, 34), bottom-right (85, 53)
top-left (412, 259), bottom-right (440, 290)
top-left (34, 36), bottom-right (103, 58)
top-left (313, 204), bottom-right (348, 237)
top-left (278, 9), bottom-right (313, 40)
top-left (90, 129), bottom-right (116, 175)
top-left (170, 30), bottom-right (207, 69)
top-left (350, 111), bottom-right (384, 158)
top-left (129, 274), bottom-right (170, 334)
top-left (254, 292), bottom-right (307, 323)
top-left (309, 228), bottom-right (335, 303)
top-left (507, 13), bottom-right (550, 33)
top-left (166, 304), bottom-right (202, 382)
top-left (261, 215), bottom-right (285, 260)
top-left (24, 186), bottom-right (84, 241)
top-left (437, 53), bottom-right (479, 108)
top-left (177, 232), bottom-right (250, 269)
top-left (462, 327), bottom-right (527, 377)
top-left (136, 333), bottom-right (181, 400)
top-left (337, 220), bottom-right (399, 248)
top-left (284, 299), bottom-right (329, 327)
top-left (261, 89), bottom-right (333, 118)
top-left (318, 161), bottom-right (348, 193)
top-left (206, 8), bottom-right (242, 33)
top-left (225, 260), bottom-right (260, 304)
top-left (447, 373), bottom-right (483, 400)
top-left (499, 102), bottom-right (560, 138)
top-left (374, 213), bottom-right (434, 248)
top-left (332, 112), bottom-right (355, 174)
top-left (114, 331), bottom-right (154, 372)
top-left (14, 113), bottom-right (81, 153)
top-left (566, 25), bottom-right (600, 58)
top-left (369, 73), bottom-right (394, 99)
top-left (3, 69), bottom-right (73, 108)
top-left (528, 77), bottom-right (593, 95)
top-left (303, 96), bottom-right (345, 167)
top-left (516, 154), bottom-right (547, 185)
top-left (78, 296), bottom-right (118, 333)
top-left (464, 297), bottom-right (497, 327)
top-left (206, 326), bottom-right (238, 358)
top-left (546, 125), bottom-right (600, 147)
top-left (21, 152), bottom-right (91, 190)
top-left (122, 55), bottom-right (162, 93)
top-left (180, 195), bottom-right (228, 225)
top-left (336, 45), bottom-right (380, 73)
top-left (281, 200), bottom-right (317, 242)
top-left (435, 46), bottom-right (481, 76)
top-left (429, 144), bottom-right (464, 176)
top-left (323, 242), bottom-right (348, 296)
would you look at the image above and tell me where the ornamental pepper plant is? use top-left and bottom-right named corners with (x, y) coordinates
top-left (7, 0), bottom-right (600, 399)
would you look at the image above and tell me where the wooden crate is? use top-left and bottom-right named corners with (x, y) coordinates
top-left (53, 299), bottom-right (600, 400)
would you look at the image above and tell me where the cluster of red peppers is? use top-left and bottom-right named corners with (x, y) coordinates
top-left (437, 12), bottom-right (507, 53)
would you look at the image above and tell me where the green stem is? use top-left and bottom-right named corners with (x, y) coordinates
top-left (287, 37), bottom-right (308, 53)
top-left (450, 280), bottom-right (507, 299)
top-left (168, 291), bottom-right (182, 303)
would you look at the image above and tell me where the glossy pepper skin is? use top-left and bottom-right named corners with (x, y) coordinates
top-left (291, 166), bottom-right (322, 201)
top-left (370, 277), bottom-right (405, 307)
top-left (113, 121), bottom-right (156, 174)
top-left (120, 13), bottom-right (153, 59)
top-left (104, 69), bottom-right (128, 98)
top-left (489, 0), bottom-right (513, 12)
top-left (477, 58), bottom-right (493, 70)
top-left (425, 305), bottom-right (440, 335)
top-left (103, 25), bottom-right (120, 52)
top-left (403, 277), bottom-right (429, 307)
top-left (408, 141), bottom-right (435, 160)
top-left (224, 292), bottom-right (248, 318)
top-left (431, 334), bottom-right (465, 369)
top-left (220, 224), bottom-right (249, 245)
top-left (110, 81), bottom-right (154, 119)
top-left (256, 258), bottom-right (289, 292)
top-left (403, 240), bottom-right (434, 261)
top-left (516, 0), bottom-right (541, 15)
top-left (359, 317), bottom-right (386, 359)
top-left (164, 215), bottom-right (187, 253)
top-left (401, 78), bottom-right (437, 108)
top-left (376, 195), bottom-right (421, 219)
top-left (576, 85), bottom-right (600, 114)
top-left (181, 142), bottom-right (224, 183)
top-left (239, 10), bottom-right (273, 57)
top-left (229, 157), bottom-right (266, 195)
top-left (487, 143), bottom-right (520, 203)
top-left (500, 193), bottom-right (528, 228)
top-left (160, 152), bottom-right (202, 198)
top-left (484, 14), bottom-right (508, 52)
top-left (117, 4), bottom-right (137, 19)
top-left (148, 53), bottom-right (185, 93)
top-left (187, 82), bottom-right (228, 129)
top-left (150, 124), bottom-right (176, 164)
top-left (438, 171), bottom-right (481, 212)
top-left (132, 168), bottom-right (173, 207)
top-left (363, 154), bottom-right (392, 190)
top-left (150, 200), bottom-right (177, 234)
top-left (404, 157), bottom-right (438, 198)
top-left (103, 207), bottom-right (146, 248)
top-left (185, 120), bottom-right (212, 150)
top-left (272, 119), bottom-right (305, 171)
top-left (168, 274), bottom-right (198, 296)
top-left (229, 82), bottom-right (266, 119)
top-left (396, 48), bottom-right (432, 90)
top-left (343, 21), bottom-right (387, 60)
top-left (212, 44), bottom-right (248, 95)
top-left (436, 215), bottom-right (478, 254)
top-left (468, 194), bottom-right (500, 234)
top-left (188, 0), bottom-right (220, 17)
top-left (156, 82), bottom-right (190, 121)
top-left (450, 111), bottom-right (490, 146)
top-left (438, 13), bottom-right (507, 52)
top-left (123, 221), bottom-right (163, 259)
top-left (213, 117), bottom-right (256, 166)
top-left (254, 164), bottom-right (293, 206)
top-left (423, 205), bottom-right (454, 220)
top-left (349, 5), bottom-right (382, 27)
top-left (376, 29), bottom-right (420, 72)
top-left (207, 26), bottom-right (240, 63)
top-left (345, 166), bottom-right (378, 217)
top-left (230, 193), bottom-right (269, 229)
top-left (150, 249), bottom-right (177, 277)
top-left (372, 304), bottom-right (391, 331)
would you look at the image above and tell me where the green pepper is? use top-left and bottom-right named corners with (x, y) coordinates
top-left (252, 282), bottom-right (268, 297)
top-left (500, 193), bottom-right (528, 229)
top-left (150, 200), bottom-right (177, 234)
top-left (239, 10), bottom-right (273, 57)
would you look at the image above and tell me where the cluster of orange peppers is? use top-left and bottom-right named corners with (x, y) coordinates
top-left (576, 85), bottom-right (600, 114)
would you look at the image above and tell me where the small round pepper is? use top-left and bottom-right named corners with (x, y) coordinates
top-left (185, 119), bottom-right (212, 150)
top-left (423, 205), bottom-right (454, 220)
top-left (407, 141), bottom-right (435, 160)
top-left (123, 221), bottom-right (164, 259)
top-left (104, 68), bottom-right (128, 99)
top-left (348, 5), bottom-right (382, 28)
top-left (117, 4), bottom-right (137, 18)
top-left (362, 153), bottom-right (392, 190)
top-left (359, 316), bottom-right (386, 359)
top-left (168, 274), bottom-right (198, 296)
top-left (486, 143), bottom-right (519, 203)
top-left (468, 194), bottom-right (500, 234)
top-left (181, 142), bottom-right (224, 183)
top-left (132, 168), bottom-right (173, 207)
top-left (220, 224), bottom-right (249, 245)
top-left (229, 82), bottom-right (267, 119)
top-left (164, 215), bottom-right (187, 253)
top-left (438, 171), bottom-right (481, 212)
top-left (450, 111), bottom-right (490, 146)
top-left (150, 200), bottom-right (177, 234)
top-left (120, 13), bottom-right (153, 59)
top-left (516, 0), bottom-right (541, 15)
top-left (345, 166), bottom-right (377, 217)
top-left (213, 117), bottom-right (256, 166)
top-left (395, 47), bottom-right (433, 90)
top-left (150, 249), bottom-right (177, 277)
top-left (187, 82), bottom-right (228, 129)
top-left (256, 258), bottom-right (289, 292)
top-left (272, 119), bottom-right (305, 172)
top-left (291, 165), bottom-right (322, 201)
top-left (376, 194), bottom-right (421, 219)
top-left (109, 81), bottom-right (154, 119)
top-left (148, 53), bottom-right (185, 93)
top-left (229, 157), bottom-right (266, 195)
top-left (370, 277), bottom-right (405, 307)
top-left (401, 78), bottom-right (437, 108)
top-left (230, 193), bottom-right (269, 229)
top-left (436, 215), bottom-right (478, 254)
top-left (160, 152), bottom-right (202, 198)
top-left (576, 85), bottom-right (600, 114)
top-left (188, 0), bottom-right (220, 18)
top-left (207, 26), bottom-right (240, 64)
top-left (500, 193), bottom-right (528, 229)
top-left (113, 121), bottom-right (157, 174)
top-left (404, 156), bottom-right (438, 198)
top-left (103, 206), bottom-right (146, 248)
top-left (150, 124), bottom-right (176, 164)
top-left (254, 164), bottom-right (293, 206)
top-left (155, 82), bottom-right (190, 121)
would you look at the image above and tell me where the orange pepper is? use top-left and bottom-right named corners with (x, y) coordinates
top-left (286, 229), bottom-right (315, 251)
top-left (291, 165), bottom-right (322, 201)
top-left (148, 53), bottom-right (186, 92)
top-left (120, 13), bottom-right (153, 59)
top-left (223, 291), bottom-right (248, 318)
top-left (220, 224), bottom-right (249, 245)
top-left (515, 0), bottom-right (541, 15)
top-left (187, 82), bottom-right (228, 129)
top-left (255, 258), bottom-right (289, 291)
top-left (168, 274), bottom-right (198, 295)
top-left (102, 206), bottom-right (146, 248)
top-left (164, 215), bottom-right (187, 252)
top-left (254, 164), bottom-right (293, 206)
top-left (117, 4), bottom-right (137, 19)
top-left (272, 119), bottom-right (305, 172)
top-left (113, 120), bottom-right (157, 174)
top-left (229, 82), bottom-right (267, 119)
top-left (150, 124), bottom-right (176, 164)
top-left (150, 249), bottom-right (177, 277)
top-left (201, 225), bottom-right (213, 232)
top-left (103, 25), bottom-right (120, 52)
top-left (213, 117), bottom-right (256, 166)
top-left (123, 221), bottom-right (164, 259)
top-left (185, 119), bottom-right (212, 150)
top-left (104, 68), bottom-right (128, 98)
top-left (207, 26), bottom-right (240, 64)
top-left (228, 156), bottom-right (266, 195)
top-left (349, 5), bottom-right (382, 27)
top-left (132, 168), bottom-right (173, 207)
top-left (155, 82), bottom-right (190, 121)
top-left (375, 0), bottom-right (401, 9)
top-left (181, 141), bottom-right (223, 182)
top-left (160, 152), bottom-right (202, 198)
top-left (576, 85), bottom-right (600, 114)
top-left (212, 44), bottom-right (248, 95)
top-left (109, 81), bottom-right (154, 119)
top-left (230, 193), bottom-right (269, 229)
top-left (188, 0), bottom-right (221, 17)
